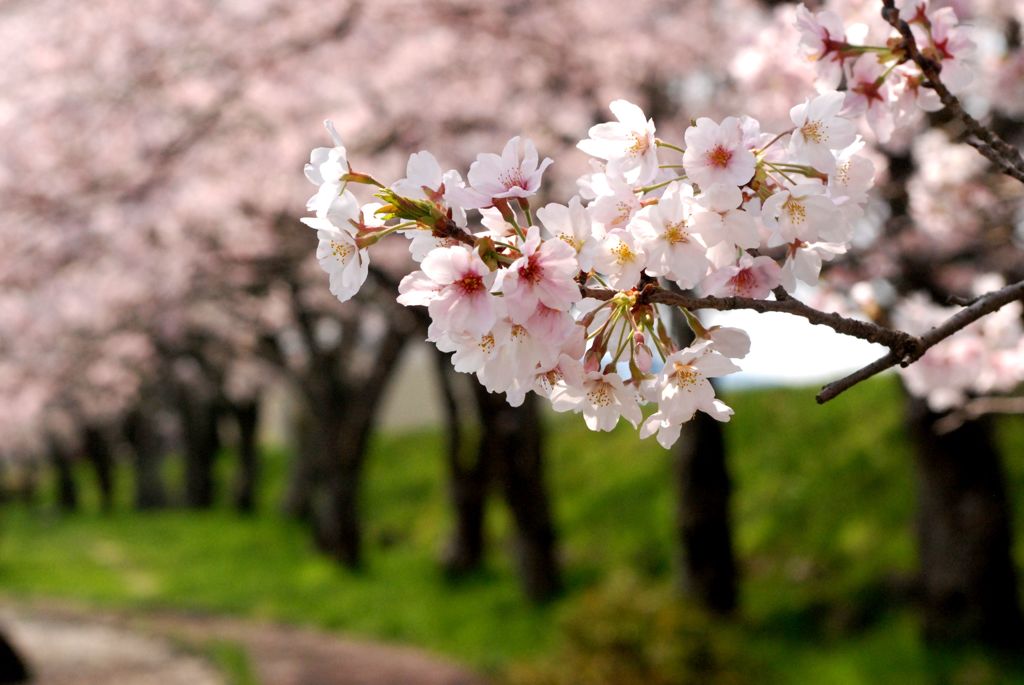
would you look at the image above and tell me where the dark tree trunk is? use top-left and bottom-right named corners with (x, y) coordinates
top-left (674, 410), bottom-right (738, 615)
top-left (179, 396), bottom-right (221, 509)
top-left (283, 405), bottom-right (322, 521)
top-left (668, 307), bottom-right (739, 615)
top-left (0, 630), bottom-right (29, 684)
top-left (475, 387), bottom-right (562, 602)
top-left (15, 463), bottom-right (38, 508)
top-left (314, 325), bottom-right (410, 568)
top-left (315, 415), bottom-right (366, 568)
top-left (906, 394), bottom-right (1024, 648)
top-left (82, 426), bottom-right (115, 513)
top-left (48, 441), bottom-right (78, 512)
top-left (231, 400), bottom-right (261, 513)
top-left (123, 410), bottom-right (168, 510)
top-left (435, 351), bottom-right (489, 577)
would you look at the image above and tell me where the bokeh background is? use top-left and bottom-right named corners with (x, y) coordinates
top-left (2, 0), bottom-right (1024, 683)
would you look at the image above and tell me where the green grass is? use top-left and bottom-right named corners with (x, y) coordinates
top-left (1, 377), bottom-right (1023, 683)
top-left (201, 641), bottom-right (259, 685)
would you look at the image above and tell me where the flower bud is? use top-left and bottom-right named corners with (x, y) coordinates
top-left (634, 340), bottom-right (654, 373)
top-left (583, 345), bottom-right (604, 373)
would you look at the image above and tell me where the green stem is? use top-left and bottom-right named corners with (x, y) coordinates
top-left (756, 128), bottom-right (795, 156)
top-left (656, 139), bottom-right (686, 154)
top-left (639, 175), bottom-right (688, 194)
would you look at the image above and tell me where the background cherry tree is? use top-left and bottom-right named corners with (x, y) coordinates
top-left (1, 0), bottom-right (1023, 658)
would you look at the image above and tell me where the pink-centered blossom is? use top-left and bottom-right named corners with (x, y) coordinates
top-left (916, 7), bottom-right (974, 94)
top-left (494, 226), bottom-right (581, 323)
top-left (683, 117), bottom-right (756, 189)
top-left (795, 5), bottom-right (850, 90)
top-left (844, 54), bottom-right (895, 144)
top-left (398, 245), bottom-right (497, 337)
top-left (701, 254), bottom-right (782, 299)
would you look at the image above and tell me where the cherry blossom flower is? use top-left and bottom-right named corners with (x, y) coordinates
top-left (683, 116), bottom-right (756, 189)
top-left (630, 181), bottom-right (710, 288)
top-left (762, 182), bottom-right (844, 244)
top-left (779, 240), bottom-right (847, 293)
top-left (536, 196), bottom-right (598, 270)
top-left (788, 91), bottom-right (856, 171)
top-left (466, 136), bottom-right (553, 205)
top-left (398, 245), bottom-right (497, 337)
top-left (895, 284), bottom-right (1024, 411)
top-left (587, 171), bottom-right (643, 232)
top-left (304, 120), bottom-right (349, 219)
top-left (592, 228), bottom-right (646, 289)
top-left (493, 226), bottom-right (581, 323)
top-left (393, 150), bottom-right (444, 198)
top-left (435, 317), bottom-right (509, 375)
top-left (844, 54), bottom-right (895, 144)
top-left (524, 303), bottom-right (580, 352)
top-left (701, 254), bottom-right (782, 299)
top-left (916, 7), bottom-right (975, 94)
top-left (477, 207), bottom-right (518, 243)
top-left (706, 326), bottom-right (751, 359)
top-left (692, 183), bottom-right (759, 250)
top-left (828, 140), bottom-right (875, 221)
top-left (300, 190), bottom-right (368, 303)
top-left (577, 99), bottom-right (659, 186)
top-left (895, 0), bottom-right (927, 22)
top-left (405, 230), bottom-right (465, 263)
top-left (550, 370), bottom-right (642, 432)
top-left (893, 64), bottom-right (943, 119)
top-left (795, 5), bottom-right (850, 90)
top-left (639, 342), bottom-right (739, 448)
top-left (533, 353), bottom-right (585, 400)
top-left (478, 320), bottom-right (558, 400)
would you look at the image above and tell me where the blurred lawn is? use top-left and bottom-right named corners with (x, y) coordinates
top-left (1, 376), bottom-right (1023, 683)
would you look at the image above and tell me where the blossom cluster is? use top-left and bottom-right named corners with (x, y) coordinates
top-left (796, 0), bottom-right (974, 142)
top-left (300, 77), bottom-right (881, 447)
top-left (894, 278), bottom-right (1024, 411)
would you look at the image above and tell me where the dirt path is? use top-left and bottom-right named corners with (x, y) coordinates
top-left (1, 608), bottom-right (224, 685)
top-left (0, 603), bottom-right (488, 685)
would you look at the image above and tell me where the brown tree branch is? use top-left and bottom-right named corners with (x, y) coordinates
top-left (582, 285), bottom-right (919, 350)
top-left (880, 0), bottom-right (1024, 184)
top-left (584, 277), bottom-right (1024, 404)
top-left (410, 211), bottom-right (1024, 406)
top-left (818, 279), bottom-right (1024, 403)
